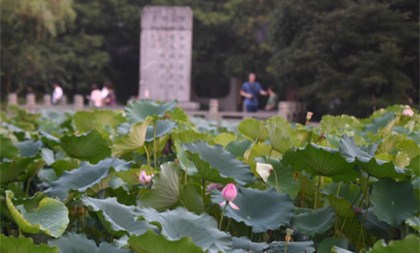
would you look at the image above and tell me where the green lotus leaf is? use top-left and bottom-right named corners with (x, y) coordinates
top-left (0, 157), bottom-right (34, 184)
top-left (140, 162), bottom-right (181, 211)
top-left (362, 208), bottom-right (393, 239)
top-left (267, 241), bottom-right (315, 253)
top-left (367, 234), bottom-right (420, 253)
top-left (128, 230), bottom-right (204, 253)
top-left (139, 207), bottom-right (232, 252)
top-left (222, 187), bottom-right (294, 233)
top-left (405, 216), bottom-right (420, 232)
top-left (225, 139), bottom-right (252, 157)
top-left (45, 158), bottom-right (130, 200)
top-left (292, 206), bottom-right (336, 236)
top-left (49, 232), bottom-right (130, 253)
top-left (320, 115), bottom-right (363, 135)
top-left (232, 236), bottom-right (268, 253)
top-left (145, 120), bottom-right (177, 142)
top-left (370, 178), bottom-right (419, 227)
top-left (265, 116), bottom-right (296, 153)
top-left (0, 135), bottom-right (19, 159)
top-left (41, 148), bottom-right (55, 165)
top-left (179, 184), bottom-right (205, 214)
top-left (50, 158), bottom-right (80, 176)
top-left (125, 99), bottom-right (177, 123)
top-left (317, 237), bottom-right (349, 253)
top-left (171, 129), bottom-right (214, 145)
top-left (59, 130), bottom-right (111, 163)
top-left (81, 196), bottom-right (150, 236)
top-left (237, 118), bottom-right (268, 141)
top-left (364, 112), bottom-right (395, 133)
top-left (332, 246), bottom-right (354, 253)
top-left (0, 234), bottom-right (58, 253)
top-left (266, 160), bottom-right (300, 199)
top-left (6, 190), bottom-right (69, 238)
top-left (73, 109), bottom-right (126, 134)
top-left (408, 156), bottom-right (420, 176)
top-left (323, 183), bottom-right (361, 218)
top-left (183, 141), bottom-right (254, 185)
top-left (185, 152), bottom-right (233, 184)
top-left (283, 143), bottom-right (357, 182)
top-left (112, 117), bottom-right (152, 157)
top-left (339, 135), bottom-right (406, 179)
top-left (213, 132), bottom-right (236, 147)
top-left (17, 140), bottom-right (43, 157)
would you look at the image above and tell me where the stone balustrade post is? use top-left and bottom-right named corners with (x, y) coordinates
top-left (7, 93), bottom-right (18, 106)
top-left (43, 94), bottom-right (52, 107)
top-left (208, 99), bottom-right (219, 121)
top-left (26, 93), bottom-right (36, 111)
top-left (74, 94), bottom-right (84, 110)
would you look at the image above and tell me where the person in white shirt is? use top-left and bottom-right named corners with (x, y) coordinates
top-left (90, 84), bottom-right (103, 107)
top-left (52, 83), bottom-right (63, 104)
top-left (101, 85), bottom-right (109, 101)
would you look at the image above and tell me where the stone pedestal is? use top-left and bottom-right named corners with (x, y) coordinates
top-left (74, 95), bottom-right (84, 110)
top-left (26, 94), bottom-right (36, 111)
top-left (139, 6), bottom-right (198, 109)
top-left (8, 93), bottom-right (17, 106)
top-left (43, 94), bottom-right (52, 107)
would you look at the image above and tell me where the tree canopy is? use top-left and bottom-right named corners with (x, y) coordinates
top-left (1, 0), bottom-right (418, 116)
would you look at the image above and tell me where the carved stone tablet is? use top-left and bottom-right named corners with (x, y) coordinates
top-left (139, 6), bottom-right (193, 102)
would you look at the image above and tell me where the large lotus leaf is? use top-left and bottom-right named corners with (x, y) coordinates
top-left (232, 236), bottom-right (268, 253)
top-left (0, 135), bottom-right (19, 159)
top-left (49, 232), bottom-right (130, 253)
top-left (213, 132), bottom-right (237, 147)
top-left (45, 158), bottom-right (130, 200)
top-left (221, 187), bottom-right (294, 233)
top-left (267, 241), bottom-right (315, 253)
top-left (362, 208), bottom-right (393, 239)
top-left (292, 206), bottom-right (336, 236)
top-left (320, 115), bottom-right (363, 135)
top-left (112, 117), bottom-right (152, 157)
top-left (370, 178), bottom-right (419, 226)
top-left (322, 183), bottom-right (361, 218)
top-left (41, 148), bottom-right (55, 165)
top-left (125, 99), bottom-right (177, 123)
top-left (339, 135), bottom-right (406, 179)
top-left (73, 110), bottom-right (126, 133)
top-left (50, 158), bottom-right (80, 176)
top-left (179, 184), bottom-right (205, 214)
top-left (17, 140), bottom-right (43, 157)
top-left (283, 143), bottom-right (357, 182)
top-left (6, 190), bottom-right (69, 238)
top-left (408, 156), bottom-right (420, 176)
top-left (185, 152), bottom-right (233, 184)
top-left (145, 119), bottom-right (177, 142)
top-left (59, 130), bottom-right (111, 163)
top-left (364, 112), bottom-right (395, 133)
top-left (265, 116), bottom-right (296, 153)
top-left (0, 234), bottom-right (58, 253)
top-left (405, 216), bottom-right (420, 232)
top-left (237, 118), bottom-right (268, 141)
top-left (317, 237), bottom-right (349, 253)
top-left (139, 207), bottom-right (232, 252)
top-left (183, 141), bottom-right (254, 185)
top-left (367, 234), bottom-right (420, 253)
top-left (0, 157), bottom-right (34, 184)
top-left (171, 129), bottom-right (214, 145)
top-left (128, 230), bottom-right (204, 253)
top-left (267, 160), bottom-right (300, 199)
top-left (81, 196), bottom-right (150, 236)
top-left (140, 162), bottom-right (180, 210)
top-left (226, 139), bottom-right (253, 157)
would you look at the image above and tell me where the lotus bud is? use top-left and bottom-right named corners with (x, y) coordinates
top-left (285, 228), bottom-right (294, 242)
top-left (219, 183), bottom-right (240, 210)
top-left (403, 106), bottom-right (414, 117)
top-left (256, 162), bottom-right (273, 183)
top-left (139, 170), bottom-right (153, 184)
top-left (206, 183), bottom-right (223, 192)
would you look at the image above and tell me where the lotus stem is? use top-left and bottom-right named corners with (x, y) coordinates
top-left (313, 176), bottom-right (323, 209)
top-left (219, 205), bottom-right (227, 229)
top-left (153, 120), bottom-right (158, 169)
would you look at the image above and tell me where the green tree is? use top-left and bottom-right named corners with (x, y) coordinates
top-left (270, 0), bottom-right (419, 117)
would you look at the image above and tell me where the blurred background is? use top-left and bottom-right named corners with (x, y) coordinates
top-left (1, 0), bottom-right (418, 117)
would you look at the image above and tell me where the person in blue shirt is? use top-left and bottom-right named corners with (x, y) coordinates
top-left (240, 73), bottom-right (268, 112)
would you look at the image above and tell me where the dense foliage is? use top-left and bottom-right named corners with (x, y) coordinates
top-left (0, 101), bottom-right (419, 252)
top-left (1, 0), bottom-right (418, 115)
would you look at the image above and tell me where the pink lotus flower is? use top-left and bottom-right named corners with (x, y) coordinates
top-left (139, 170), bottom-right (153, 184)
top-left (403, 106), bottom-right (414, 117)
top-left (219, 183), bottom-right (240, 210)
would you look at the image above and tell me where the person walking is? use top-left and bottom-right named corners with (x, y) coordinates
top-left (52, 83), bottom-right (63, 104)
top-left (89, 84), bottom-right (103, 107)
top-left (265, 86), bottom-right (278, 111)
top-left (240, 73), bottom-right (267, 112)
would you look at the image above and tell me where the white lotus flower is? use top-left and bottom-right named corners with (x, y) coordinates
top-left (256, 162), bottom-right (273, 183)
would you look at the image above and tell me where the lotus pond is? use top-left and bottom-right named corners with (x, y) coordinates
top-left (0, 101), bottom-right (419, 253)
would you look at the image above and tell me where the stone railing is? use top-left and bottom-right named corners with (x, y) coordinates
top-left (6, 94), bottom-right (307, 122)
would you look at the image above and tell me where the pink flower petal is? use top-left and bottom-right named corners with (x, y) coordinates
top-left (219, 201), bottom-right (227, 207)
top-left (229, 201), bottom-right (240, 210)
top-left (221, 183), bottom-right (238, 202)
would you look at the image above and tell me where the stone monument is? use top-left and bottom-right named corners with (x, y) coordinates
top-left (139, 6), bottom-right (198, 109)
